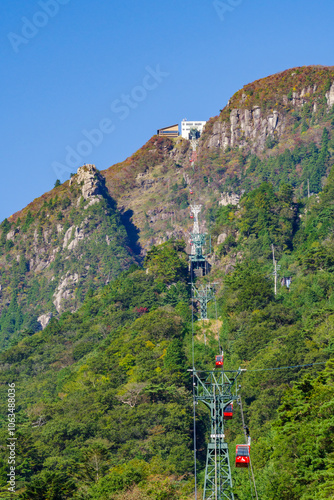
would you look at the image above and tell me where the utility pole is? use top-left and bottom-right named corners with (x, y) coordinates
top-left (272, 244), bottom-right (277, 296)
top-left (271, 244), bottom-right (281, 295)
top-left (307, 178), bottom-right (310, 199)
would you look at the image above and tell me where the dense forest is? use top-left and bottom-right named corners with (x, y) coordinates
top-left (1, 160), bottom-right (334, 497)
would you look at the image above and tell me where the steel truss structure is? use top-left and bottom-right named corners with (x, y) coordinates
top-left (192, 284), bottom-right (216, 320)
top-left (189, 204), bottom-right (211, 277)
top-left (192, 369), bottom-right (242, 499)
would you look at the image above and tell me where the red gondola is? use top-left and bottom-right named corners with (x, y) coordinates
top-left (190, 190), bottom-right (194, 194)
top-left (235, 444), bottom-right (250, 468)
top-left (224, 403), bottom-right (233, 420)
top-left (190, 214), bottom-right (194, 219)
top-left (215, 353), bottom-right (224, 367)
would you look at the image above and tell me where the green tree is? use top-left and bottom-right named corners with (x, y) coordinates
top-left (144, 240), bottom-right (188, 284)
top-left (223, 261), bottom-right (274, 313)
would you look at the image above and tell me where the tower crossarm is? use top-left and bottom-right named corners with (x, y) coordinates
top-left (193, 370), bottom-right (240, 404)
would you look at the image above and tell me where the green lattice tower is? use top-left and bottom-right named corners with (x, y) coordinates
top-left (192, 284), bottom-right (216, 320)
top-left (193, 369), bottom-right (241, 500)
top-left (190, 232), bottom-right (207, 261)
top-left (189, 232), bottom-right (210, 278)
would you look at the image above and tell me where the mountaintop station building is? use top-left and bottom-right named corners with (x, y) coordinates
top-left (157, 124), bottom-right (179, 137)
top-left (157, 120), bottom-right (207, 139)
top-left (181, 120), bottom-right (206, 139)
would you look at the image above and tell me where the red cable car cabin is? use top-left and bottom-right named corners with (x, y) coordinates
top-left (190, 214), bottom-right (194, 219)
top-left (235, 445), bottom-right (250, 468)
top-left (223, 403), bottom-right (233, 420)
top-left (215, 354), bottom-right (224, 367)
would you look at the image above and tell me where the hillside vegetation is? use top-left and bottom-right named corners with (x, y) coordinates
top-left (1, 167), bottom-right (334, 497)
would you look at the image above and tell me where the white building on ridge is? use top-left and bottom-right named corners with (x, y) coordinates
top-left (181, 119), bottom-right (206, 140)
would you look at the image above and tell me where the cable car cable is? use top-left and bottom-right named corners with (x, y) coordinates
top-left (191, 277), bottom-right (198, 500)
top-left (215, 296), bottom-right (221, 354)
top-left (243, 361), bottom-right (327, 372)
top-left (238, 397), bottom-right (254, 499)
top-left (238, 396), bottom-right (259, 500)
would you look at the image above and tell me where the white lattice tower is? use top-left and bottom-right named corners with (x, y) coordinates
top-left (190, 204), bottom-right (202, 234)
top-left (191, 138), bottom-right (198, 151)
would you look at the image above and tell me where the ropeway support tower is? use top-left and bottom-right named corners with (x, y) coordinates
top-left (189, 204), bottom-right (211, 277)
top-left (192, 283), bottom-right (217, 320)
top-left (192, 368), bottom-right (242, 499)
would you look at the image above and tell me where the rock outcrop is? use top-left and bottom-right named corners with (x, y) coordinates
top-left (219, 192), bottom-right (241, 206)
top-left (6, 230), bottom-right (17, 241)
top-left (326, 82), bottom-right (334, 108)
top-left (217, 233), bottom-right (228, 244)
top-left (207, 107), bottom-right (284, 152)
top-left (37, 313), bottom-right (52, 330)
top-left (205, 77), bottom-right (334, 153)
top-left (63, 226), bottom-right (86, 250)
top-left (53, 273), bottom-right (79, 313)
top-left (71, 164), bottom-right (103, 200)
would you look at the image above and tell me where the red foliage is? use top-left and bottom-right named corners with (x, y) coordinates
top-left (135, 307), bottom-right (148, 316)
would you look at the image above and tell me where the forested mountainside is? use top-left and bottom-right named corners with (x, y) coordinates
top-left (1, 65), bottom-right (334, 499)
top-left (2, 168), bottom-right (334, 499)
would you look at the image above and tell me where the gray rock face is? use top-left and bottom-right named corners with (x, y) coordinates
top-left (6, 230), bottom-right (17, 241)
top-left (53, 273), bottom-right (79, 313)
top-left (326, 81), bottom-right (334, 108)
top-left (147, 208), bottom-right (175, 223)
top-left (207, 106), bottom-right (284, 152)
top-left (29, 247), bottom-right (58, 272)
top-left (136, 173), bottom-right (163, 190)
top-left (37, 313), bottom-right (52, 330)
top-left (205, 83), bottom-right (332, 153)
top-left (75, 164), bottom-right (102, 200)
top-left (63, 226), bottom-right (74, 248)
top-left (217, 233), bottom-right (228, 244)
top-left (68, 227), bottom-right (85, 250)
top-left (219, 192), bottom-right (241, 206)
top-left (63, 225), bottom-right (86, 250)
top-left (292, 86), bottom-right (315, 107)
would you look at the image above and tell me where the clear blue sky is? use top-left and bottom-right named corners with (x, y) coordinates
top-left (1, 0), bottom-right (333, 222)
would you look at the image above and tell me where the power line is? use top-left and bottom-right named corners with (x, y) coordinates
top-left (238, 396), bottom-right (258, 500)
top-left (191, 275), bottom-right (198, 500)
top-left (242, 361), bottom-right (327, 373)
top-left (215, 296), bottom-right (221, 354)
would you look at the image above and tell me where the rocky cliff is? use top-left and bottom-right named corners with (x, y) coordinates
top-left (201, 65), bottom-right (334, 153)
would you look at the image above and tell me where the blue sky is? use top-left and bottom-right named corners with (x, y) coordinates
top-left (1, 0), bottom-right (334, 222)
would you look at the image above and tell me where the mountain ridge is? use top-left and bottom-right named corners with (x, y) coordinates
top-left (1, 64), bottom-right (334, 348)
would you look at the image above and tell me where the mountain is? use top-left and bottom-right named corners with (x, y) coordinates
top-left (2, 65), bottom-right (334, 349)
top-left (101, 65), bottom-right (334, 252)
top-left (1, 65), bottom-right (334, 498)
top-left (0, 165), bottom-right (138, 350)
